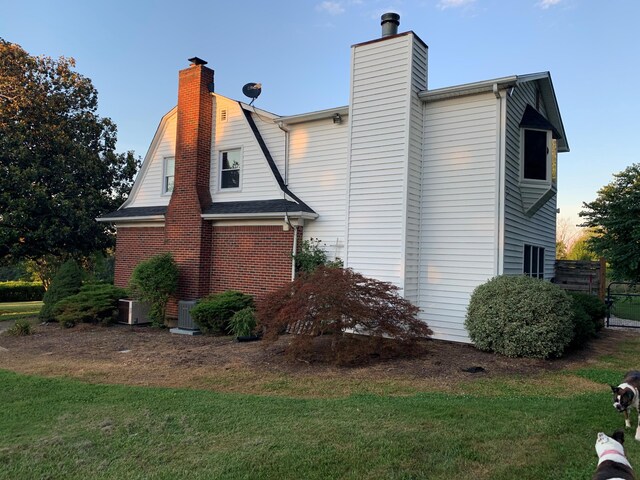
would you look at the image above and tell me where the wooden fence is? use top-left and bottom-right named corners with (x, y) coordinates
top-left (553, 258), bottom-right (606, 299)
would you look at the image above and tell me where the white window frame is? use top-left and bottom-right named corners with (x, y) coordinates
top-left (162, 156), bottom-right (175, 195)
top-left (523, 244), bottom-right (545, 279)
top-left (520, 128), bottom-right (552, 185)
top-left (218, 148), bottom-right (242, 191)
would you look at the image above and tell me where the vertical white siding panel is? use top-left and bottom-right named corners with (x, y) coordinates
top-left (503, 82), bottom-right (557, 278)
top-left (419, 93), bottom-right (498, 343)
top-left (404, 39), bottom-right (428, 304)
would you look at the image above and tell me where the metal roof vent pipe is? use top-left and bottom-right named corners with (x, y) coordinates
top-left (381, 12), bottom-right (400, 37)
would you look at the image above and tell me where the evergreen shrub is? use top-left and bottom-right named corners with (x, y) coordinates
top-left (228, 307), bottom-right (257, 338)
top-left (465, 275), bottom-right (574, 359)
top-left (39, 260), bottom-right (83, 322)
top-left (53, 284), bottom-right (128, 328)
top-left (191, 291), bottom-right (254, 334)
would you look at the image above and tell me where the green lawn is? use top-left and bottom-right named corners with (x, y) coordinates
top-left (611, 295), bottom-right (640, 321)
top-left (1, 353), bottom-right (639, 478)
top-left (0, 301), bottom-right (42, 322)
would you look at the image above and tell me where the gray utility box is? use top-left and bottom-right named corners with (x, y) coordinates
top-left (170, 300), bottom-right (201, 335)
top-left (118, 299), bottom-right (151, 325)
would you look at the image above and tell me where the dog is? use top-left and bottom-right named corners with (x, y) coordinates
top-left (612, 371), bottom-right (640, 441)
top-left (593, 430), bottom-right (635, 480)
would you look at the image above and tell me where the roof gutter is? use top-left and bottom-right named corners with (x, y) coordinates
top-left (201, 211), bottom-right (318, 221)
top-left (418, 76), bottom-right (518, 103)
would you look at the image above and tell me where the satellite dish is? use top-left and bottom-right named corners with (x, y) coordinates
top-left (242, 82), bottom-right (262, 105)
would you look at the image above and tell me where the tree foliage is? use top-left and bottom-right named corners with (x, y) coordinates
top-left (0, 39), bottom-right (139, 263)
top-left (580, 163), bottom-right (640, 280)
top-left (257, 267), bottom-right (431, 364)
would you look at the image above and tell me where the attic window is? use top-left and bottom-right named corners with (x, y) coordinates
top-left (220, 149), bottom-right (241, 189)
top-left (163, 157), bottom-right (175, 194)
top-left (220, 109), bottom-right (228, 122)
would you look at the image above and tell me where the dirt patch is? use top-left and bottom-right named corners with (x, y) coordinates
top-left (0, 323), bottom-right (635, 396)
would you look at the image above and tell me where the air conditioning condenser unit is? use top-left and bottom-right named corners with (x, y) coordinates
top-left (118, 299), bottom-right (151, 325)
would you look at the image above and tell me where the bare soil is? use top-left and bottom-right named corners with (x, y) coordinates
top-left (0, 322), bottom-right (634, 396)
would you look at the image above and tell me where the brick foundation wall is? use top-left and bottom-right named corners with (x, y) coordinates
top-left (210, 225), bottom-right (302, 300)
top-left (113, 227), bottom-right (166, 288)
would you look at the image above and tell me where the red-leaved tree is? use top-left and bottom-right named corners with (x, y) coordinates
top-left (257, 267), bottom-right (432, 364)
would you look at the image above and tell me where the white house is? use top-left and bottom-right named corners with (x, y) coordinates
top-left (100, 13), bottom-right (568, 342)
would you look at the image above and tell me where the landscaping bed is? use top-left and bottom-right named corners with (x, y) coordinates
top-left (0, 322), bottom-right (629, 397)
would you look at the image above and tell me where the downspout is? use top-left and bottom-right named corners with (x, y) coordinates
top-left (493, 83), bottom-right (504, 276)
top-left (278, 121), bottom-right (296, 279)
top-left (277, 121), bottom-right (290, 186)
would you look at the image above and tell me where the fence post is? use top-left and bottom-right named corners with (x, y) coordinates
top-left (599, 257), bottom-right (606, 300)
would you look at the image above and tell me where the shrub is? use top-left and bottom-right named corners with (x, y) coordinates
top-left (294, 238), bottom-right (343, 274)
top-left (257, 266), bottom-right (431, 365)
top-left (128, 253), bottom-right (178, 326)
top-left (0, 281), bottom-right (45, 302)
top-left (568, 292), bottom-right (607, 332)
top-left (191, 291), bottom-right (254, 334)
top-left (228, 307), bottom-right (257, 338)
top-left (39, 260), bottom-right (83, 322)
top-left (465, 275), bottom-right (574, 359)
top-left (6, 319), bottom-right (32, 336)
top-left (53, 284), bottom-right (128, 328)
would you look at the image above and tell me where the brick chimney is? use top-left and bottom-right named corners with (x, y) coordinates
top-left (165, 57), bottom-right (214, 301)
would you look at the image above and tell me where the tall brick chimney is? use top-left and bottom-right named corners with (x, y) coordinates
top-left (165, 57), bottom-right (214, 301)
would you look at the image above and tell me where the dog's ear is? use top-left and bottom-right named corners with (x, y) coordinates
top-left (612, 429), bottom-right (625, 445)
top-left (611, 385), bottom-right (620, 394)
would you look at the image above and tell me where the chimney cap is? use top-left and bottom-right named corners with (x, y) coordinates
top-left (188, 57), bottom-right (208, 66)
top-left (380, 12), bottom-right (400, 25)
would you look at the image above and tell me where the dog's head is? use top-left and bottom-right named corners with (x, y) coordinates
top-left (612, 384), bottom-right (637, 412)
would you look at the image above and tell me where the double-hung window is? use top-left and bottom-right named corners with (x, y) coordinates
top-left (163, 157), bottom-right (175, 194)
top-left (523, 244), bottom-right (545, 279)
top-left (220, 149), bottom-right (241, 189)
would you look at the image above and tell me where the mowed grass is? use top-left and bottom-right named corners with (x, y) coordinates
top-left (0, 301), bottom-right (42, 322)
top-left (612, 295), bottom-right (640, 321)
top-left (3, 333), bottom-right (640, 480)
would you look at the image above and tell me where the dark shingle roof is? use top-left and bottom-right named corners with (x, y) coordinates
top-left (98, 206), bottom-right (167, 220)
top-left (203, 199), bottom-right (316, 216)
top-left (520, 104), bottom-right (562, 139)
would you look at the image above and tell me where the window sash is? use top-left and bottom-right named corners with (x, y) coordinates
top-left (524, 244), bottom-right (545, 279)
top-left (220, 150), bottom-right (241, 189)
top-left (163, 157), bottom-right (175, 194)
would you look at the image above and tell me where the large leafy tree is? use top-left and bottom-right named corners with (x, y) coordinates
top-left (580, 163), bottom-right (640, 281)
top-left (0, 39), bottom-right (138, 266)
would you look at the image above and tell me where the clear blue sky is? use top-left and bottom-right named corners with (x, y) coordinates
top-left (3, 0), bottom-right (638, 229)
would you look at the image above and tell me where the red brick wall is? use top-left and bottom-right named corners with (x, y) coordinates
top-left (164, 61), bottom-right (215, 301)
top-left (113, 227), bottom-right (166, 288)
top-left (210, 225), bottom-right (302, 300)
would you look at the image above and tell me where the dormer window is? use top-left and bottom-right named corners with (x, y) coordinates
top-left (220, 149), bottom-right (241, 189)
top-left (163, 156), bottom-right (175, 194)
top-left (523, 129), bottom-right (551, 181)
top-left (519, 104), bottom-right (561, 184)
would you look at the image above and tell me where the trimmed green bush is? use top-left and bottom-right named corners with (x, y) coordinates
top-left (6, 319), bottom-right (32, 336)
top-left (39, 260), bottom-right (83, 322)
top-left (568, 292), bottom-right (607, 332)
top-left (465, 275), bottom-right (574, 359)
top-left (228, 307), bottom-right (257, 338)
top-left (53, 284), bottom-right (128, 328)
top-left (128, 253), bottom-right (178, 327)
top-left (191, 291), bottom-right (254, 334)
top-left (0, 281), bottom-right (45, 302)
top-left (293, 238), bottom-right (343, 274)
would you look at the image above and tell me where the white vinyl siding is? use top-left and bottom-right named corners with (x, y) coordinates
top-left (503, 82), bottom-right (557, 277)
top-left (404, 39), bottom-right (428, 305)
top-left (210, 96), bottom-right (282, 200)
top-left (287, 119), bottom-right (349, 261)
top-left (127, 109), bottom-right (177, 207)
top-left (346, 34), bottom-right (417, 288)
top-left (418, 93), bottom-right (499, 343)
